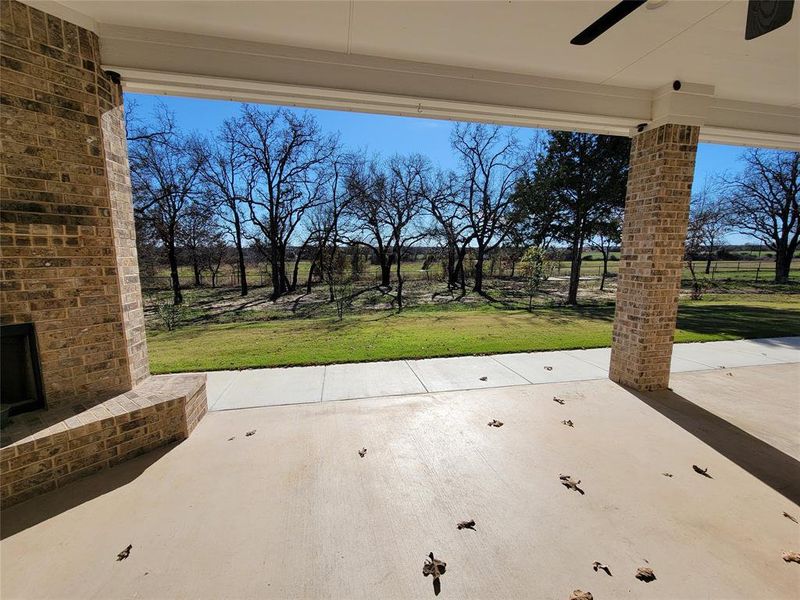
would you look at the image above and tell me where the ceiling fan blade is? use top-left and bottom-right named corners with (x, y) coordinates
top-left (571, 0), bottom-right (648, 45)
top-left (745, 0), bottom-right (794, 40)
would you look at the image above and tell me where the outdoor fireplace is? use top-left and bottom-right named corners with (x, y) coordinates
top-left (1, 323), bottom-right (45, 423)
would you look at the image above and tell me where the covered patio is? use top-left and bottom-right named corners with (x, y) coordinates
top-left (1, 0), bottom-right (799, 597)
top-left (2, 360), bottom-right (799, 599)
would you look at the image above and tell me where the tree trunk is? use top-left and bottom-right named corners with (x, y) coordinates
top-left (290, 240), bottom-right (310, 292)
top-left (775, 245), bottom-right (791, 283)
top-left (567, 235), bottom-right (583, 305)
top-left (192, 255), bottom-right (201, 287)
top-left (473, 247), bottom-right (485, 293)
top-left (269, 249), bottom-right (282, 300)
top-left (233, 214), bottom-right (248, 296)
top-left (705, 255), bottom-right (713, 275)
top-left (379, 258), bottom-right (391, 287)
top-left (446, 244), bottom-right (457, 288)
top-left (305, 257), bottom-right (317, 294)
top-left (167, 239), bottom-right (183, 305)
top-left (600, 251), bottom-right (609, 291)
top-left (395, 252), bottom-right (404, 311)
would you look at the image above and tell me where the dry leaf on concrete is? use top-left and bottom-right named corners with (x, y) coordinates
top-left (782, 551), bottom-right (800, 563)
top-left (592, 561), bottom-right (612, 576)
top-left (479, 376), bottom-right (488, 381)
top-left (487, 419), bottom-right (504, 427)
top-left (692, 465), bottom-right (712, 478)
top-left (662, 472), bottom-right (673, 477)
top-left (559, 474), bottom-right (585, 495)
top-left (358, 448), bottom-right (367, 458)
top-left (245, 430), bottom-right (256, 437)
top-left (544, 366), bottom-right (553, 371)
top-left (117, 544), bottom-right (132, 561)
top-left (782, 512), bottom-right (798, 524)
top-left (457, 519), bottom-right (476, 530)
top-left (635, 567), bottom-right (656, 582)
top-left (570, 590), bottom-right (593, 600)
top-left (553, 397), bottom-right (565, 405)
top-left (423, 552), bottom-right (446, 579)
top-left (561, 419), bottom-right (574, 427)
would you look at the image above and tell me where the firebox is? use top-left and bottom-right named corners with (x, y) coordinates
top-left (1, 323), bottom-right (45, 424)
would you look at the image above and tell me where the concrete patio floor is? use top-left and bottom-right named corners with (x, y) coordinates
top-left (207, 337), bottom-right (800, 411)
top-left (1, 361), bottom-right (799, 599)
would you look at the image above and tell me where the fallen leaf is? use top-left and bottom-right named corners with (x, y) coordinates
top-left (544, 366), bottom-right (553, 371)
top-left (245, 430), bottom-right (256, 437)
top-left (559, 474), bottom-right (585, 495)
top-left (457, 519), bottom-right (476, 530)
top-left (783, 512), bottom-right (799, 524)
top-left (727, 372), bottom-right (733, 377)
top-left (479, 376), bottom-right (488, 381)
top-left (783, 551), bottom-right (800, 563)
top-left (592, 561), bottom-right (612, 576)
top-left (358, 448), bottom-right (367, 458)
top-left (561, 419), bottom-right (574, 427)
top-left (487, 419), bottom-right (504, 427)
top-left (662, 472), bottom-right (673, 478)
top-left (423, 552), bottom-right (447, 596)
top-left (570, 590), bottom-right (593, 600)
top-left (423, 552), bottom-right (446, 578)
top-left (227, 436), bottom-right (235, 441)
top-left (117, 544), bottom-right (132, 561)
top-left (635, 567), bottom-right (656, 582)
top-left (553, 397), bottom-right (565, 405)
top-left (692, 465), bottom-right (712, 478)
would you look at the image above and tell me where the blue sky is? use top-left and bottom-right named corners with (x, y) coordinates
top-left (126, 93), bottom-right (748, 187)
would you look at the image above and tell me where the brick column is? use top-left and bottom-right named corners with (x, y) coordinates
top-left (1, 0), bottom-right (149, 408)
top-left (609, 123), bottom-right (699, 391)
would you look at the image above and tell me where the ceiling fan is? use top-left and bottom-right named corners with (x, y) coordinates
top-left (570, 0), bottom-right (795, 45)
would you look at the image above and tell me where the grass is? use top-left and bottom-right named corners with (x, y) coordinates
top-left (147, 294), bottom-right (800, 373)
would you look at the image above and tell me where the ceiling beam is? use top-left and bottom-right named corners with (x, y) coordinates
top-left (99, 23), bottom-right (799, 149)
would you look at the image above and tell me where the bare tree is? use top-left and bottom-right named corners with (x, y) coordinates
top-left (304, 154), bottom-right (353, 299)
top-left (451, 123), bottom-right (524, 294)
top-left (182, 200), bottom-right (216, 287)
top-left (690, 186), bottom-right (731, 274)
top-left (590, 209), bottom-right (622, 291)
top-left (201, 120), bottom-right (256, 296)
top-left (130, 108), bottom-right (205, 305)
top-left (722, 149), bottom-right (799, 283)
top-left (346, 159), bottom-right (397, 288)
top-left (386, 154), bottom-right (428, 310)
top-left (425, 170), bottom-right (473, 292)
top-left (236, 105), bottom-right (337, 299)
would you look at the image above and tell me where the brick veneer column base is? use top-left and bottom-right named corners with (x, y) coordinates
top-left (1, 373), bottom-right (207, 507)
top-left (609, 123), bottom-right (699, 391)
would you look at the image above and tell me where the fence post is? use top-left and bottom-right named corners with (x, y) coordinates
top-left (755, 263), bottom-right (760, 283)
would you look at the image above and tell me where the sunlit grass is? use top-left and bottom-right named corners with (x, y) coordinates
top-left (147, 294), bottom-right (800, 373)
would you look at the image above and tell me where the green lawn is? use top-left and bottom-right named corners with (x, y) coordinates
top-left (147, 295), bottom-right (800, 373)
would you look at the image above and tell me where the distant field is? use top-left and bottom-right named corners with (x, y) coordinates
top-left (144, 258), bottom-right (798, 290)
top-left (147, 294), bottom-right (800, 373)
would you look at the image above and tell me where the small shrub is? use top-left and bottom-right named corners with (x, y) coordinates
top-left (155, 300), bottom-right (186, 331)
top-left (690, 282), bottom-right (705, 301)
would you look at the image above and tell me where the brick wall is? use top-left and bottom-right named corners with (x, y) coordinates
top-left (1, 373), bottom-right (206, 507)
top-left (1, 0), bottom-right (149, 408)
top-left (609, 123), bottom-right (699, 391)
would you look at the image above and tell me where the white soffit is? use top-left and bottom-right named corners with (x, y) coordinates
top-left (25, 0), bottom-right (800, 148)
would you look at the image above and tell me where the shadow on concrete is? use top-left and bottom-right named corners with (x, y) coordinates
top-left (0, 444), bottom-right (175, 540)
top-left (632, 388), bottom-right (800, 505)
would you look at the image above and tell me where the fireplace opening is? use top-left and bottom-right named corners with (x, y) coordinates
top-left (1, 323), bottom-right (45, 424)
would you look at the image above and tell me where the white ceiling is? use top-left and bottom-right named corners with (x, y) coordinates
top-left (54, 0), bottom-right (799, 107)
